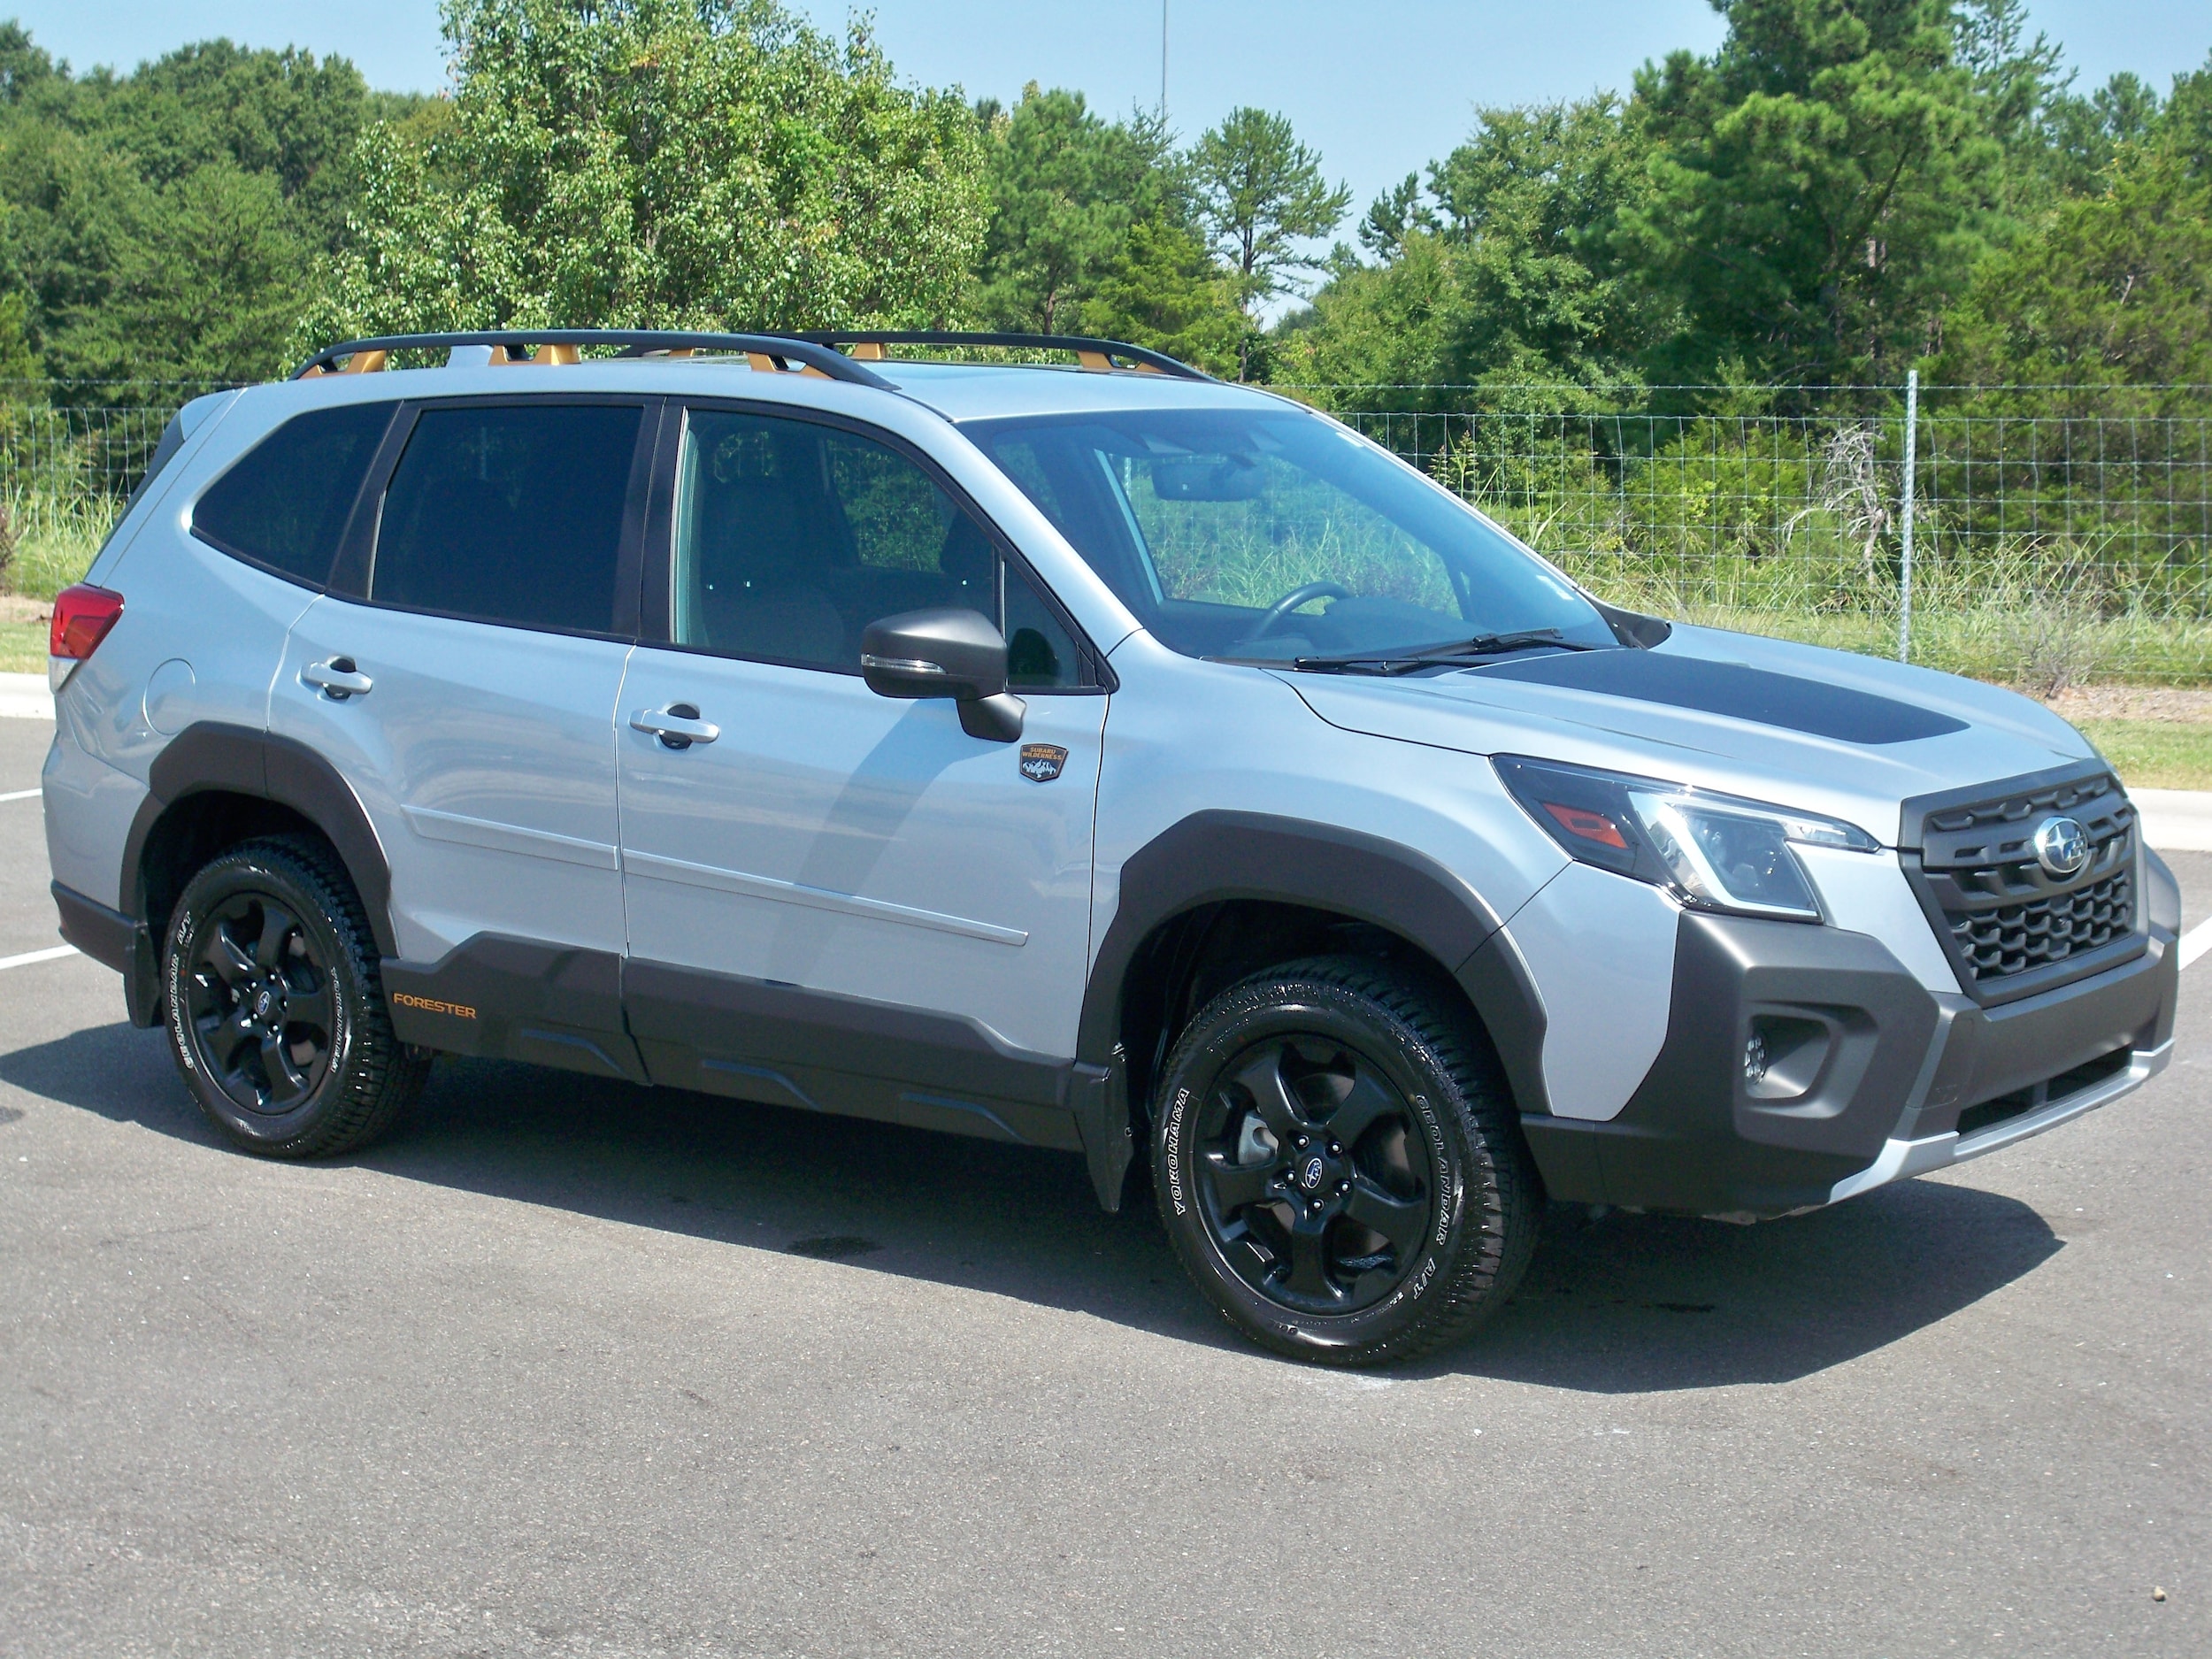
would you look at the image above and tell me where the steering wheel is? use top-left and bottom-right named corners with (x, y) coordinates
top-left (1246, 580), bottom-right (1350, 641)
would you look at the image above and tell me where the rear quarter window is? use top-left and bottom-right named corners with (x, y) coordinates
top-left (191, 402), bottom-right (395, 587)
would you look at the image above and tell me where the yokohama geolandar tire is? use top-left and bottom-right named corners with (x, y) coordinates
top-left (164, 835), bottom-right (428, 1159)
top-left (1152, 956), bottom-right (1539, 1366)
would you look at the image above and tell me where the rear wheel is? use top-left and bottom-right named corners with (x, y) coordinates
top-left (1152, 956), bottom-right (1538, 1365)
top-left (164, 836), bottom-right (426, 1158)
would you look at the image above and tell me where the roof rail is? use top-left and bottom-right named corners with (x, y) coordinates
top-left (288, 329), bottom-right (895, 389)
top-left (793, 331), bottom-right (1210, 380)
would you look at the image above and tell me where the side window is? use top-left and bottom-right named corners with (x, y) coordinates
top-left (191, 402), bottom-right (393, 586)
top-left (372, 402), bottom-right (642, 634)
top-left (1005, 565), bottom-right (1085, 689)
top-left (671, 409), bottom-right (996, 671)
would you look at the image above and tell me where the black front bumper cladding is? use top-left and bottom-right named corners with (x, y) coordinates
top-left (1519, 907), bottom-right (2178, 1220)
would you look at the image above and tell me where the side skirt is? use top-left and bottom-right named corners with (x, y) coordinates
top-left (380, 938), bottom-right (1124, 1205)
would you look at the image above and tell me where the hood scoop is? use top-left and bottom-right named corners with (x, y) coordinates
top-left (1471, 649), bottom-right (1969, 746)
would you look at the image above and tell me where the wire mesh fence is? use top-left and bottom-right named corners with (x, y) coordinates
top-left (0, 398), bottom-right (193, 602)
top-left (1294, 386), bottom-right (2212, 688)
top-left (4, 381), bottom-right (2210, 687)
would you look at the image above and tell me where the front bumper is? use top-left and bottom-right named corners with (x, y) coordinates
top-left (1520, 900), bottom-right (2179, 1221)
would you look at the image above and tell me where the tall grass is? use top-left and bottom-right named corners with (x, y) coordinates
top-left (2, 483), bottom-right (119, 601)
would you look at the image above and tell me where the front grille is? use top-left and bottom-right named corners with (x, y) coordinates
top-left (1901, 764), bottom-right (2144, 1005)
top-left (1946, 864), bottom-right (2133, 980)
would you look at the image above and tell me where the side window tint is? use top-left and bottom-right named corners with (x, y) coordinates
top-left (192, 402), bottom-right (393, 586)
top-left (373, 403), bottom-right (641, 634)
top-left (1005, 565), bottom-right (1085, 689)
top-left (672, 409), bottom-right (995, 671)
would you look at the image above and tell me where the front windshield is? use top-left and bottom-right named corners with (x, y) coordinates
top-left (966, 404), bottom-right (1616, 663)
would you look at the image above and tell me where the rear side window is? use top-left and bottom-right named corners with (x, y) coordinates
top-left (192, 402), bottom-right (393, 586)
top-left (373, 403), bottom-right (642, 634)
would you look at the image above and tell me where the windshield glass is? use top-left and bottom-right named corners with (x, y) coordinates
top-left (965, 405), bottom-right (1615, 663)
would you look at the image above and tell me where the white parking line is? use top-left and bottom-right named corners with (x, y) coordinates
top-left (0, 787), bottom-right (40, 803)
top-left (2181, 918), bottom-right (2212, 972)
top-left (0, 944), bottom-right (76, 972)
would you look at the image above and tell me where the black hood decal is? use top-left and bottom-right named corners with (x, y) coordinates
top-left (1472, 649), bottom-right (1969, 745)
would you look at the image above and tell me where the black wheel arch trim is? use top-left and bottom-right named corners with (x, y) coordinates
top-left (125, 721), bottom-right (398, 958)
top-left (1076, 810), bottom-right (1550, 1118)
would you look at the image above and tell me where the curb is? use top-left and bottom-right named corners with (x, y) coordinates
top-left (2127, 788), bottom-right (2212, 854)
top-left (0, 671), bottom-right (51, 721)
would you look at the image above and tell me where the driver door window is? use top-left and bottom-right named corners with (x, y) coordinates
top-left (671, 411), bottom-right (996, 670)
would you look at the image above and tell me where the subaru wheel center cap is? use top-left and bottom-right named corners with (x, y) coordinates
top-left (2032, 816), bottom-right (2090, 879)
top-left (1299, 1155), bottom-right (1328, 1193)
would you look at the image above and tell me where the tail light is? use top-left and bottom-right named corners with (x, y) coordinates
top-left (50, 584), bottom-right (125, 663)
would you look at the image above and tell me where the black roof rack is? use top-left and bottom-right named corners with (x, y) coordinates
top-left (288, 329), bottom-right (895, 388)
top-left (793, 330), bottom-right (1210, 380)
top-left (288, 326), bottom-right (1209, 386)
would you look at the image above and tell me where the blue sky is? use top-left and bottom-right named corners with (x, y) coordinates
top-left (16, 1), bottom-right (2212, 233)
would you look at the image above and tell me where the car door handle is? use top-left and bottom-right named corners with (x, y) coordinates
top-left (630, 703), bottom-right (719, 749)
top-left (303, 657), bottom-right (373, 700)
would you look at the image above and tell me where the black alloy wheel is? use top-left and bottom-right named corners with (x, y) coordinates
top-left (1154, 956), bottom-right (1538, 1366)
top-left (1194, 1034), bottom-right (1433, 1314)
top-left (165, 836), bottom-right (428, 1158)
top-left (185, 892), bottom-right (336, 1114)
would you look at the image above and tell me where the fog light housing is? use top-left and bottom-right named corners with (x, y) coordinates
top-left (1743, 1015), bottom-right (1832, 1102)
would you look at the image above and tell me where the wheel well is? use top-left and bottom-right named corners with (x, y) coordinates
top-left (134, 791), bottom-right (326, 945)
top-left (1114, 899), bottom-right (1500, 1130)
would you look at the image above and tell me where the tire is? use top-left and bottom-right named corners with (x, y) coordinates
top-left (163, 834), bottom-right (428, 1159)
top-left (1151, 956), bottom-right (1538, 1366)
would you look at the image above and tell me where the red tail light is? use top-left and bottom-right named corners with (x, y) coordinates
top-left (50, 584), bottom-right (125, 662)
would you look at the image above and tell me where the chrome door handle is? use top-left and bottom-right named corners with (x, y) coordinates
top-left (303, 657), bottom-right (373, 700)
top-left (629, 703), bottom-right (719, 749)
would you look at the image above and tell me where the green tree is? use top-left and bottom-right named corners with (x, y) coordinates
top-left (300, 0), bottom-right (987, 346)
top-left (1188, 106), bottom-right (1349, 375)
top-left (1939, 52), bottom-right (2212, 403)
top-left (974, 85), bottom-right (1176, 333)
top-left (1621, 0), bottom-right (2000, 388)
top-left (1271, 232), bottom-right (1463, 406)
top-left (0, 25), bottom-right (396, 391)
top-left (1431, 96), bottom-right (1666, 388)
top-left (1082, 210), bottom-right (1245, 375)
top-left (1281, 95), bottom-right (1662, 403)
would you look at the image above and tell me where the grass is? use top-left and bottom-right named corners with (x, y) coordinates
top-left (1, 613), bottom-right (44, 673)
top-left (2069, 719), bottom-right (2212, 791)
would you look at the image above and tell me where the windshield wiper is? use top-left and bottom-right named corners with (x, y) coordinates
top-left (1293, 628), bottom-right (1599, 675)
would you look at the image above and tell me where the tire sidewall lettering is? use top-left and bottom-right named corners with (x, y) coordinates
top-left (1164, 1085), bottom-right (1192, 1216)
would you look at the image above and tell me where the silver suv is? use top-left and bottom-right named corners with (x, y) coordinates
top-left (42, 329), bottom-right (2179, 1364)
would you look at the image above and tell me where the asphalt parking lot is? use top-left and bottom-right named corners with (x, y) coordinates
top-left (1, 712), bottom-right (2205, 1658)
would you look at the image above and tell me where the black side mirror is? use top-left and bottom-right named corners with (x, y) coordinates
top-left (859, 607), bottom-right (1026, 741)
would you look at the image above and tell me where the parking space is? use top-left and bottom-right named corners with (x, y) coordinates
top-left (1, 716), bottom-right (2205, 1656)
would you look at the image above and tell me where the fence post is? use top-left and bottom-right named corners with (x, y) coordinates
top-left (1898, 369), bottom-right (1918, 664)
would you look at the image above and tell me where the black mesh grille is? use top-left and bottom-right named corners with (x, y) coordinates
top-left (1903, 765), bottom-right (2142, 1003)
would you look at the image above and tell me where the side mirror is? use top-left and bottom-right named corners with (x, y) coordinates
top-left (859, 607), bottom-right (1026, 741)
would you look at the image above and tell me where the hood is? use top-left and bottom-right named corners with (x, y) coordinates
top-left (1279, 624), bottom-right (2101, 848)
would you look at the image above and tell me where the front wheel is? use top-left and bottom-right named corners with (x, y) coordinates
top-left (1152, 956), bottom-right (1538, 1365)
top-left (164, 835), bottom-right (427, 1158)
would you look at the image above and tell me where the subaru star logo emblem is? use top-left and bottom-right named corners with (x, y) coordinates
top-left (1301, 1156), bottom-right (1326, 1192)
top-left (2032, 815), bottom-right (2090, 879)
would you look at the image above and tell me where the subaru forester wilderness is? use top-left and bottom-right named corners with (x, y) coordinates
top-left (42, 329), bottom-right (2179, 1365)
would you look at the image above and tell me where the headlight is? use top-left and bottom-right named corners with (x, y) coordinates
top-left (1494, 756), bottom-right (1880, 922)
